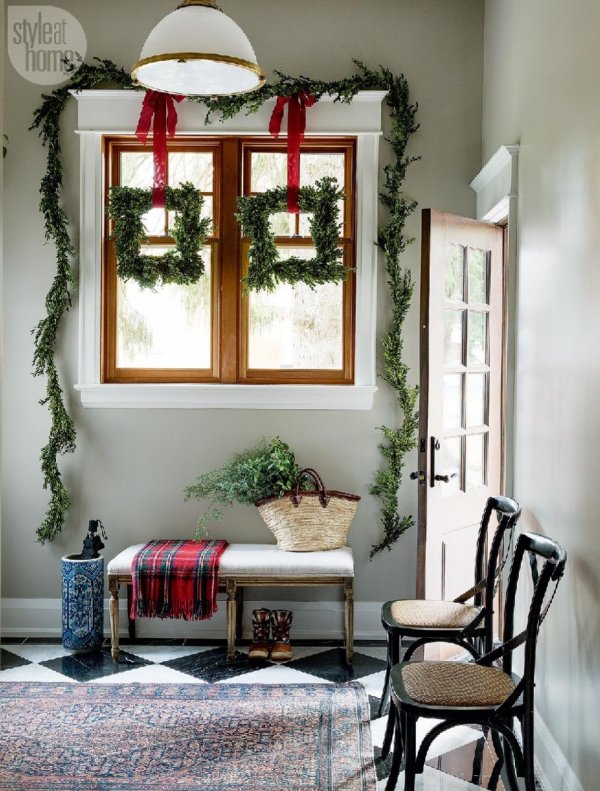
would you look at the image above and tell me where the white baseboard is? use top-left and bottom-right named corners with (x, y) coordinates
top-left (534, 709), bottom-right (584, 791)
top-left (0, 597), bottom-right (385, 641)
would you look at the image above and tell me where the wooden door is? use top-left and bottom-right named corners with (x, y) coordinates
top-left (416, 210), bottom-right (505, 619)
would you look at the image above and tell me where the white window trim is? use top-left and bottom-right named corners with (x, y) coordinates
top-left (73, 90), bottom-right (387, 410)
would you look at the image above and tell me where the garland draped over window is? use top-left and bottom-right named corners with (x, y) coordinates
top-left (30, 58), bottom-right (419, 554)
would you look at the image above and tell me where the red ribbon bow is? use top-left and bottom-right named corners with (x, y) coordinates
top-left (269, 91), bottom-right (316, 213)
top-left (136, 90), bottom-right (184, 208)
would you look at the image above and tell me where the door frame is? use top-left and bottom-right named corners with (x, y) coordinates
top-left (415, 145), bottom-right (520, 600)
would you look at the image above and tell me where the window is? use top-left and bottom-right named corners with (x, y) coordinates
top-left (75, 89), bottom-right (384, 409)
top-left (103, 137), bottom-right (356, 385)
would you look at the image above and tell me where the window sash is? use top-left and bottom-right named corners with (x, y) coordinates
top-left (102, 136), bottom-right (356, 385)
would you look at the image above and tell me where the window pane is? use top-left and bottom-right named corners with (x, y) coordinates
top-left (467, 373), bottom-right (487, 427)
top-left (121, 152), bottom-right (153, 188)
top-left (444, 309), bottom-right (465, 366)
top-left (270, 212), bottom-right (294, 236)
top-left (117, 247), bottom-right (212, 369)
top-left (466, 433), bottom-right (486, 489)
top-left (248, 248), bottom-right (343, 370)
top-left (468, 248), bottom-right (488, 304)
top-left (300, 153), bottom-right (345, 187)
top-left (251, 152), bottom-right (287, 191)
top-left (168, 152), bottom-right (213, 191)
top-left (468, 311), bottom-right (487, 365)
top-left (443, 374), bottom-right (463, 431)
top-left (445, 244), bottom-right (465, 301)
top-left (442, 437), bottom-right (462, 496)
top-left (143, 208), bottom-right (166, 236)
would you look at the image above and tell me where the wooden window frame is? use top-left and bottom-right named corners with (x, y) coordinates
top-left (102, 135), bottom-right (356, 386)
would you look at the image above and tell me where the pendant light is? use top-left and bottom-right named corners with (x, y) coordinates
top-left (131, 0), bottom-right (265, 96)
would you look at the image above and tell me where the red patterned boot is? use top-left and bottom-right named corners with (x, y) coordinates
top-left (270, 609), bottom-right (293, 662)
top-left (248, 609), bottom-right (271, 660)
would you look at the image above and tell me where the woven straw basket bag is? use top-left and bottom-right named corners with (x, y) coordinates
top-left (256, 468), bottom-right (360, 552)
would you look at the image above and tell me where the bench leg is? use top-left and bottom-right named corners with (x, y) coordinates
top-left (235, 585), bottom-right (244, 641)
top-left (109, 577), bottom-right (120, 662)
top-left (127, 584), bottom-right (136, 640)
top-left (226, 578), bottom-right (237, 661)
top-left (344, 577), bottom-right (354, 664)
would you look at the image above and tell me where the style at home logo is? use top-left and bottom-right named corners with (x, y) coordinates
top-left (8, 6), bottom-right (87, 85)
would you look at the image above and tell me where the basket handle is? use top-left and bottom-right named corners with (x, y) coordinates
top-left (291, 468), bottom-right (330, 509)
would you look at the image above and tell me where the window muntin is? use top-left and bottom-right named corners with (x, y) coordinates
top-left (103, 137), bottom-right (355, 384)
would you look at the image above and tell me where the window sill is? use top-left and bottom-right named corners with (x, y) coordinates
top-left (74, 384), bottom-right (377, 410)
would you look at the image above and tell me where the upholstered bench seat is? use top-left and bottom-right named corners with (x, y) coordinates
top-left (107, 543), bottom-right (355, 663)
top-left (107, 543), bottom-right (355, 578)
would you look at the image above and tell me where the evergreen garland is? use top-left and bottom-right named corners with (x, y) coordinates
top-left (236, 177), bottom-right (346, 292)
top-left (30, 57), bottom-right (419, 554)
top-left (108, 183), bottom-right (212, 289)
top-left (368, 66), bottom-right (421, 556)
top-left (30, 58), bottom-right (133, 543)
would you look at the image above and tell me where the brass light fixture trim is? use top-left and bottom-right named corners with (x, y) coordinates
top-left (131, 52), bottom-right (266, 96)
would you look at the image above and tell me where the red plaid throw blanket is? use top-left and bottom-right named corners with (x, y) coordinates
top-left (131, 539), bottom-right (228, 621)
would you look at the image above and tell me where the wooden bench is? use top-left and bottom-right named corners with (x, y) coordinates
top-left (107, 543), bottom-right (355, 663)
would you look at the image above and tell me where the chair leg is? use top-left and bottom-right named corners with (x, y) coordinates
top-left (377, 633), bottom-right (393, 718)
top-left (403, 711), bottom-right (417, 791)
top-left (470, 729), bottom-right (486, 784)
top-left (381, 698), bottom-right (397, 759)
top-left (522, 709), bottom-right (536, 791)
top-left (378, 631), bottom-right (400, 717)
top-left (488, 755), bottom-right (503, 791)
top-left (500, 720), bottom-right (521, 791)
top-left (384, 705), bottom-right (404, 791)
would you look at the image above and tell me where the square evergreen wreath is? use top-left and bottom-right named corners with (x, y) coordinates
top-left (108, 182), bottom-right (212, 289)
top-left (236, 176), bottom-right (348, 292)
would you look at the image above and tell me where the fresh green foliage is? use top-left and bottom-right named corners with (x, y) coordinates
top-left (30, 58), bottom-right (133, 543)
top-left (31, 57), bottom-right (419, 553)
top-left (236, 177), bottom-right (346, 292)
top-left (366, 64), bottom-right (420, 557)
top-left (108, 183), bottom-right (212, 289)
top-left (201, 64), bottom-right (387, 123)
top-left (184, 438), bottom-right (301, 539)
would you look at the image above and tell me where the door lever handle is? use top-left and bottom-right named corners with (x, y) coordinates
top-left (409, 471), bottom-right (426, 482)
top-left (434, 473), bottom-right (458, 483)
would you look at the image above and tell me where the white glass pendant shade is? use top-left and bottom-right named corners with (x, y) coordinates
top-left (132, 0), bottom-right (265, 96)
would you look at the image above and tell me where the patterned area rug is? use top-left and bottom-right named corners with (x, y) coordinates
top-left (0, 681), bottom-right (376, 790)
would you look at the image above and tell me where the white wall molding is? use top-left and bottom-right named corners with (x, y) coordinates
top-left (74, 383), bottom-right (377, 410)
top-left (1, 598), bottom-right (386, 641)
top-left (73, 90), bottom-right (385, 410)
top-left (534, 709), bottom-right (584, 791)
top-left (470, 144), bottom-right (519, 222)
top-left (72, 90), bottom-right (389, 136)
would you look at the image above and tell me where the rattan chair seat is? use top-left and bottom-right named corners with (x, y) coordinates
top-left (400, 661), bottom-right (516, 707)
top-left (390, 599), bottom-right (480, 629)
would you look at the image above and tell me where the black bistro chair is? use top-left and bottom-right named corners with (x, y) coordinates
top-left (379, 495), bottom-right (521, 723)
top-left (384, 531), bottom-right (567, 791)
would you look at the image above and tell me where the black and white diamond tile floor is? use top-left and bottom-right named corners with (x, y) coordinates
top-left (0, 639), bottom-right (540, 790)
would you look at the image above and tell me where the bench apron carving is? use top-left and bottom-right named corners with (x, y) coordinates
top-left (107, 543), bottom-right (355, 663)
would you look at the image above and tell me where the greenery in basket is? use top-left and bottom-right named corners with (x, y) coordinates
top-left (184, 437), bottom-right (303, 539)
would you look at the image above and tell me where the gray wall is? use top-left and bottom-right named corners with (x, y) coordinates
top-left (484, 0), bottom-right (600, 786)
top-left (2, 0), bottom-right (483, 604)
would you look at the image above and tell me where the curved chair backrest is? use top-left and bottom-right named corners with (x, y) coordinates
top-left (501, 532), bottom-right (567, 688)
top-left (472, 495), bottom-right (521, 602)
